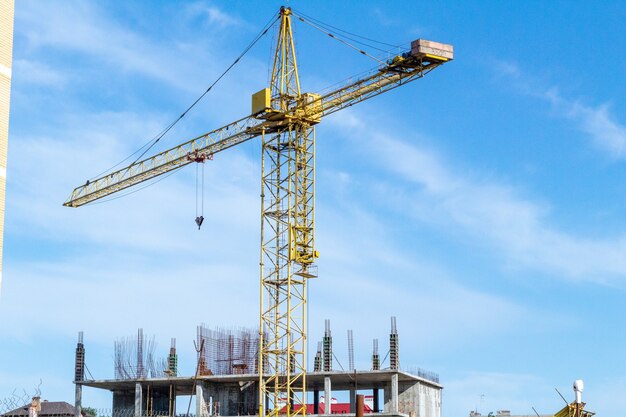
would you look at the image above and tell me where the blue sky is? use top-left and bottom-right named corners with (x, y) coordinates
top-left (1, 1), bottom-right (626, 416)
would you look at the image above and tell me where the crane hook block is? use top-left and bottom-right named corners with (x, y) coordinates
top-left (195, 215), bottom-right (204, 230)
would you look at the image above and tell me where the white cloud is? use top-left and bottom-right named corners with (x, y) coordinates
top-left (444, 372), bottom-right (560, 417)
top-left (328, 111), bottom-right (626, 282)
top-left (584, 376), bottom-right (626, 416)
top-left (494, 60), bottom-right (626, 159)
top-left (183, 2), bottom-right (241, 28)
top-left (1, 95), bottom-right (548, 379)
top-left (206, 6), bottom-right (240, 27)
top-left (6, 111), bottom-right (260, 253)
top-left (543, 87), bottom-right (626, 157)
top-left (445, 372), bottom-right (613, 417)
top-left (12, 59), bottom-right (67, 87)
top-left (14, 1), bottom-right (248, 93)
top-left (4, 6), bottom-right (621, 414)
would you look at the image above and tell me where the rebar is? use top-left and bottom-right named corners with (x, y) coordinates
top-left (372, 339), bottom-right (379, 371)
top-left (313, 342), bottom-right (322, 372)
top-left (196, 325), bottom-right (259, 376)
top-left (114, 329), bottom-right (166, 379)
top-left (347, 330), bottom-right (354, 372)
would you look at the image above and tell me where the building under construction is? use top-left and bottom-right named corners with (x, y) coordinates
top-left (73, 318), bottom-right (442, 417)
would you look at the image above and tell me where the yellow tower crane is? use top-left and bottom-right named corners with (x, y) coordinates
top-left (64, 7), bottom-right (453, 417)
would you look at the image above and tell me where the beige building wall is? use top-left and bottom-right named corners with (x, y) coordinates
top-left (0, 0), bottom-right (15, 292)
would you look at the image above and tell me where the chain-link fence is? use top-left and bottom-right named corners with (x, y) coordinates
top-left (2, 406), bottom-right (200, 417)
top-left (88, 411), bottom-right (202, 417)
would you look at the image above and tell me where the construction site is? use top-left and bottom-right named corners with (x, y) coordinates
top-left (73, 319), bottom-right (442, 417)
top-left (61, 6), bottom-right (594, 417)
top-left (61, 6), bottom-right (455, 417)
top-left (0, 2), bottom-right (605, 417)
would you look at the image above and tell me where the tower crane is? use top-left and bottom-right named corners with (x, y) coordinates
top-left (64, 7), bottom-right (453, 417)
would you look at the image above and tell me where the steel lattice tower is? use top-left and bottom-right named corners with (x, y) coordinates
top-left (259, 7), bottom-right (316, 417)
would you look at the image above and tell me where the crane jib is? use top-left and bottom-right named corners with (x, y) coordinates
top-left (64, 39), bottom-right (452, 208)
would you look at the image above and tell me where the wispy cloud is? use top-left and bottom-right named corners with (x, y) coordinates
top-left (6, 111), bottom-right (260, 254)
top-left (446, 372), bottom-right (615, 417)
top-left (543, 87), bottom-right (626, 157)
top-left (12, 59), bottom-right (67, 87)
top-left (329, 111), bottom-right (626, 282)
top-left (1, 97), bottom-right (549, 379)
top-left (184, 2), bottom-right (241, 28)
top-left (15, 1), bottom-right (248, 93)
top-left (444, 372), bottom-right (557, 417)
top-left (495, 60), bottom-right (626, 159)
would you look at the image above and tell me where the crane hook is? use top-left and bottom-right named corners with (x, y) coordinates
top-left (195, 215), bottom-right (204, 230)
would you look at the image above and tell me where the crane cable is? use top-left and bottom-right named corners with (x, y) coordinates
top-left (291, 11), bottom-right (393, 65)
top-left (293, 14), bottom-right (385, 65)
top-left (88, 11), bottom-right (280, 182)
top-left (84, 9), bottom-right (393, 208)
top-left (195, 162), bottom-right (205, 230)
top-left (130, 11), bottom-right (280, 165)
top-left (291, 8), bottom-right (402, 51)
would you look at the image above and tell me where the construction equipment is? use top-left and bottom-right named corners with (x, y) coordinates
top-left (552, 380), bottom-right (595, 417)
top-left (63, 7), bottom-right (453, 417)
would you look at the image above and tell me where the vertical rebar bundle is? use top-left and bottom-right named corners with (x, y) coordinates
top-left (389, 317), bottom-right (399, 370)
top-left (313, 342), bottom-right (322, 372)
top-left (197, 325), bottom-right (259, 376)
top-left (323, 319), bottom-right (332, 372)
top-left (372, 339), bottom-right (379, 371)
top-left (114, 329), bottom-right (166, 379)
top-left (347, 330), bottom-right (354, 372)
top-left (137, 329), bottom-right (144, 379)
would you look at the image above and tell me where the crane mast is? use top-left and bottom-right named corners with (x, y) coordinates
top-left (63, 7), bottom-right (453, 417)
top-left (259, 7), bottom-right (311, 417)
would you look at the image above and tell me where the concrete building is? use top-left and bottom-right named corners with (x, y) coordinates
top-left (0, 0), bottom-right (15, 292)
top-left (79, 370), bottom-right (442, 417)
top-left (74, 322), bottom-right (442, 417)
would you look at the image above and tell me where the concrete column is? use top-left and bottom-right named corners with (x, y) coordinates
top-left (196, 384), bottom-right (206, 417)
top-left (349, 387), bottom-right (356, 413)
top-left (373, 389), bottom-right (379, 413)
top-left (134, 384), bottom-right (143, 417)
top-left (74, 384), bottom-right (82, 417)
top-left (324, 377), bottom-right (331, 415)
top-left (313, 390), bottom-right (319, 414)
top-left (391, 374), bottom-right (399, 414)
top-left (74, 332), bottom-right (85, 417)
